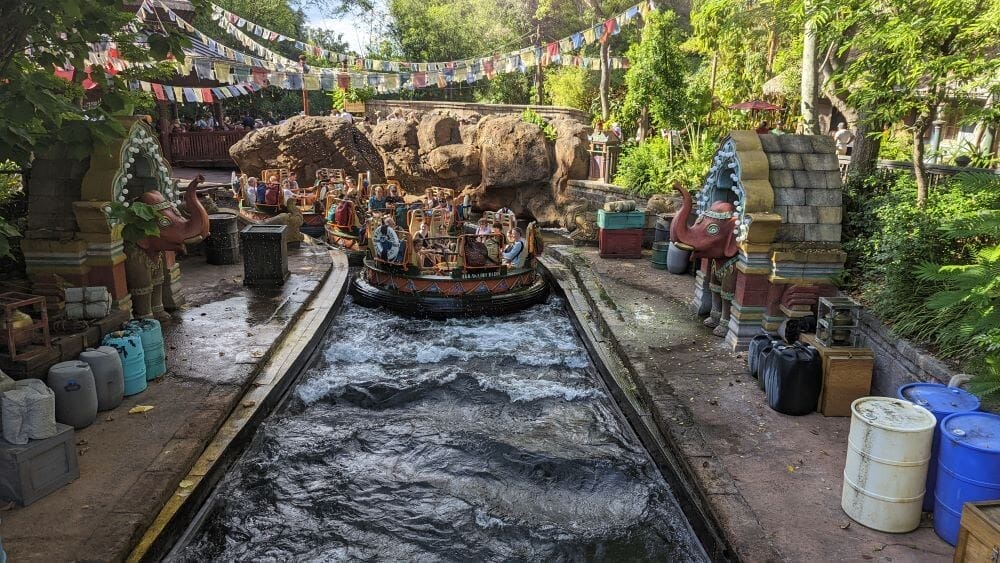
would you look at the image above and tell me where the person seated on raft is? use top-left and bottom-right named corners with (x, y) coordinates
top-left (287, 172), bottom-right (300, 191)
top-left (243, 176), bottom-right (259, 203)
top-left (343, 177), bottom-right (359, 199)
top-left (385, 183), bottom-right (404, 206)
top-left (413, 221), bottom-right (436, 269)
top-left (368, 185), bottom-right (388, 211)
top-left (501, 227), bottom-right (527, 268)
top-left (374, 216), bottom-right (404, 263)
top-left (431, 224), bottom-right (456, 269)
top-left (263, 175), bottom-right (282, 206)
top-left (475, 218), bottom-right (492, 236)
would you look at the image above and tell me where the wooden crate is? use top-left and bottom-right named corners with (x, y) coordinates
top-left (801, 333), bottom-right (873, 416)
top-left (955, 501), bottom-right (1000, 562)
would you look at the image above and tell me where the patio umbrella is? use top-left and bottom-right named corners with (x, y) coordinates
top-left (728, 100), bottom-right (782, 111)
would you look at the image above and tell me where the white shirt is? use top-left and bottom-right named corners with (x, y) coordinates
top-left (340, 111), bottom-right (354, 123)
top-left (834, 129), bottom-right (853, 149)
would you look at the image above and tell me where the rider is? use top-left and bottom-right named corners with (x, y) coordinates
top-left (368, 185), bottom-right (388, 211)
top-left (502, 227), bottom-right (527, 268)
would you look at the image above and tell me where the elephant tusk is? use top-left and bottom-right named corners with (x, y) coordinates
top-left (673, 242), bottom-right (695, 251)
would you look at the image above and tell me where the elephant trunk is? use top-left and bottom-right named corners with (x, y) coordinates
top-left (181, 177), bottom-right (210, 243)
top-left (670, 182), bottom-right (695, 251)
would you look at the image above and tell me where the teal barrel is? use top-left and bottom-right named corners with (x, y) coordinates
top-left (126, 319), bottom-right (166, 381)
top-left (102, 331), bottom-right (147, 395)
top-left (650, 241), bottom-right (669, 270)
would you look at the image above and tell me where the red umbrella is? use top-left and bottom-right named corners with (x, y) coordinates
top-left (728, 100), bottom-right (782, 111)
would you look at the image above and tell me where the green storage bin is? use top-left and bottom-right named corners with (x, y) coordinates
top-left (597, 209), bottom-right (646, 230)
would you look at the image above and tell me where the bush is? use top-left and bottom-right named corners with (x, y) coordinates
top-left (614, 126), bottom-right (717, 196)
top-left (844, 171), bottom-right (1000, 364)
top-left (520, 109), bottom-right (556, 141)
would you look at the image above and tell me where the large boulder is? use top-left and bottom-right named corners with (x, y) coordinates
top-left (369, 118), bottom-right (428, 190)
top-left (476, 115), bottom-right (552, 189)
top-left (427, 144), bottom-right (480, 182)
top-left (549, 116), bottom-right (591, 203)
top-left (229, 116), bottom-right (384, 182)
top-left (417, 113), bottom-right (461, 154)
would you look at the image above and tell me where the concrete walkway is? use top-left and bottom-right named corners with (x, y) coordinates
top-left (2, 244), bottom-right (339, 562)
top-left (544, 246), bottom-right (953, 563)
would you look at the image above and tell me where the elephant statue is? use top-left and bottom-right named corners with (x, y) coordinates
top-left (670, 183), bottom-right (741, 337)
top-left (125, 175), bottom-right (209, 321)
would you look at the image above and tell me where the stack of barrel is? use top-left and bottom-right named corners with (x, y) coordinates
top-left (837, 383), bottom-right (1000, 544)
top-left (596, 201), bottom-right (645, 259)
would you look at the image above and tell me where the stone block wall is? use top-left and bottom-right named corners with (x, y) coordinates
top-left (758, 134), bottom-right (843, 243)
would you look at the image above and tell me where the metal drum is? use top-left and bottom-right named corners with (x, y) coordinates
top-left (666, 242), bottom-right (691, 274)
top-left (205, 212), bottom-right (240, 265)
top-left (897, 383), bottom-right (980, 511)
top-left (650, 241), bottom-right (669, 270)
top-left (654, 215), bottom-right (672, 243)
top-left (842, 397), bottom-right (936, 532)
top-left (934, 412), bottom-right (1000, 545)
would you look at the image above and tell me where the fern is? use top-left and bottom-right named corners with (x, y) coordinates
top-left (968, 355), bottom-right (1000, 401)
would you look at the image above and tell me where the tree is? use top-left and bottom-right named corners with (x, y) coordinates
top-left (544, 66), bottom-right (599, 110)
top-left (0, 0), bottom-right (188, 166)
top-left (818, 0), bottom-right (1000, 204)
top-left (799, 0), bottom-right (818, 134)
top-left (620, 10), bottom-right (692, 137)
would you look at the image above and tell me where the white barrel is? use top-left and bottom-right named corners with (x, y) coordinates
top-left (842, 397), bottom-right (936, 532)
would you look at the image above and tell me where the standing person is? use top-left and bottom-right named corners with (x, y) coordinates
top-left (241, 114), bottom-right (255, 129)
top-left (755, 120), bottom-right (771, 134)
top-left (340, 108), bottom-right (354, 123)
top-left (833, 122), bottom-right (854, 155)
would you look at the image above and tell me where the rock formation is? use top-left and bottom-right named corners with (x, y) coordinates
top-left (232, 110), bottom-right (593, 227)
top-left (229, 115), bottom-right (385, 183)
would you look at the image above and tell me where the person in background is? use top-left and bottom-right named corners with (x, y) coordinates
top-left (385, 183), bottom-right (404, 206)
top-left (369, 186), bottom-right (387, 211)
top-left (610, 122), bottom-right (622, 139)
top-left (340, 108), bottom-right (354, 123)
top-left (833, 122), bottom-right (854, 155)
top-left (755, 120), bottom-right (771, 134)
top-left (771, 123), bottom-right (786, 135)
top-left (244, 177), bottom-right (259, 202)
top-left (475, 218), bottom-right (492, 236)
top-left (241, 114), bottom-right (255, 129)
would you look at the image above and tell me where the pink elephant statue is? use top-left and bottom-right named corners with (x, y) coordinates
top-left (671, 183), bottom-right (741, 337)
top-left (125, 175), bottom-right (210, 320)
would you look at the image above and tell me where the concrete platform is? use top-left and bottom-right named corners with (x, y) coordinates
top-left (543, 246), bottom-right (953, 562)
top-left (1, 243), bottom-right (343, 562)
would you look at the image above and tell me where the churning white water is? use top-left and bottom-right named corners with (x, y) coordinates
top-left (179, 298), bottom-right (705, 561)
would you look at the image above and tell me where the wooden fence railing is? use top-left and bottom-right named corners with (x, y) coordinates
top-left (838, 156), bottom-right (999, 185)
top-left (168, 130), bottom-right (247, 168)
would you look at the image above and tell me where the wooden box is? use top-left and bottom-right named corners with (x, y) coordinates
top-left (954, 501), bottom-right (1000, 562)
top-left (801, 333), bottom-right (873, 416)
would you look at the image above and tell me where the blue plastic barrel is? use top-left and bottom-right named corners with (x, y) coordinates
top-left (126, 319), bottom-right (166, 380)
top-left (934, 411), bottom-right (1000, 545)
top-left (897, 383), bottom-right (980, 510)
top-left (101, 331), bottom-right (147, 396)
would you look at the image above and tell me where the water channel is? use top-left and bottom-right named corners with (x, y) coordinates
top-left (176, 297), bottom-right (706, 561)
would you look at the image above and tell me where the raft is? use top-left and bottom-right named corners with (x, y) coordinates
top-left (351, 258), bottom-right (548, 318)
top-left (324, 223), bottom-right (368, 266)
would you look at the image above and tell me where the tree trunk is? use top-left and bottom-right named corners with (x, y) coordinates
top-left (912, 124), bottom-right (930, 206)
top-left (847, 116), bottom-right (881, 179)
top-left (599, 41), bottom-right (610, 121)
top-left (637, 106), bottom-right (649, 142)
top-left (800, 4), bottom-right (819, 135)
top-left (535, 24), bottom-right (544, 105)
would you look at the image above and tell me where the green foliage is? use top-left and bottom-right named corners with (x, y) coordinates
top-left (844, 171), bottom-right (1000, 364)
top-left (0, 162), bottom-right (22, 205)
top-left (967, 355), bottom-right (1000, 402)
top-left (520, 109), bottom-right (557, 141)
top-left (477, 72), bottom-right (532, 105)
top-left (621, 10), bottom-right (695, 131)
top-left (818, 0), bottom-right (1000, 148)
top-left (615, 126), bottom-right (717, 196)
top-left (196, 0), bottom-right (308, 62)
top-left (877, 129), bottom-right (913, 161)
top-left (105, 201), bottom-right (163, 245)
top-left (544, 66), bottom-right (598, 111)
top-left (0, 216), bottom-right (21, 261)
top-left (0, 1), bottom-right (189, 167)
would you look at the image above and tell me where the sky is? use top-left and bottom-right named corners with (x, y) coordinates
top-left (301, 1), bottom-right (389, 54)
